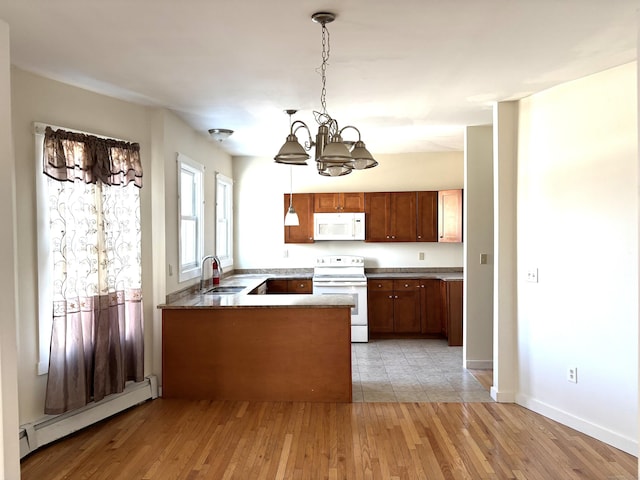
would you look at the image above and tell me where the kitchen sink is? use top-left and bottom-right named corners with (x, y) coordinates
top-left (204, 285), bottom-right (246, 294)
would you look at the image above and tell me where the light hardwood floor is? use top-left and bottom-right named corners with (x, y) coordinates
top-left (20, 341), bottom-right (637, 479)
top-left (21, 398), bottom-right (636, 479)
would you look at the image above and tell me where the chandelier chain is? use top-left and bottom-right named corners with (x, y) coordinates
top-left (320, 22), bottom-right (330, 116)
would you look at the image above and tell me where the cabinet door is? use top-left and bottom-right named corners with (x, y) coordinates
top-left (442, 280), bottom-right (463, 346)
top-left (341, 192), bottom-right (365, 212)
top-left (438, 189), bottom-right (463, 243)
top-left (364, 192), bottom-right (391, 242)
top-left (389, 192), bottom-right (417, 242)
top-left (416, 191), bottom-right (438, 242)
top-left (392, 280), bottom-right (421, 333)
top-left (313, 193), bottom-right (340, 212)
top-left (284, 193), bottom-right (314, 244)
top-left (288, 279), bottom-right (312, 294)
top-left (420, 279), bottom-right (442, 334)
top-left (267, 279), bottom-right (289, 294)
top-left (367, 280), bottom-right (394, 333)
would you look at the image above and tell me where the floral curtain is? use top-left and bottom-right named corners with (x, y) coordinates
top-left (43, 128), bottom-right (144, 415)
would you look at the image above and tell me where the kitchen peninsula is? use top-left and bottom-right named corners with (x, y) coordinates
top-left (158, 277), bottom-right (353, 403)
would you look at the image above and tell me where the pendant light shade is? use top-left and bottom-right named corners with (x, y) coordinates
top-left (275, 134), bottom-right (310, 165)
top-left (284, 165), bottom-right (300, 226)
top-left (350, 140), bottom-right (378, 170)
top-left (284, 205), bottom-right (300, 226)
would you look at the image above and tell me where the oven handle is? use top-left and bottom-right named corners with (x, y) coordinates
top-left (312, 282), bottom-right (368, 288)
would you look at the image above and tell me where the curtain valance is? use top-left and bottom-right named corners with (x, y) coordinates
top-left (43, 126), bottom-right (143, 188)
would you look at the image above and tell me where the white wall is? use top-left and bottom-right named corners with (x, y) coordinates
top-left (160, 112), bottom-right (233, 296)
top-left (233, 151), bottom-right (464, 269)
top-left (0, 19), bottom-right (21, 480)
top-left (464, 126), bottom-right (494, 369)
top-left (516, 62), bottom-right (638, 454)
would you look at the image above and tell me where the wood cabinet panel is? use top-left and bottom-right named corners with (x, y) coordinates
top-left (364, 192), bottom-right (390, 242)
top-left (284, 193), bottom-right (314, 244)
top-left (287, 279), bottom-right (312, 294)
top-left (438, 189), bottom-right (463, 243)
top-left (367, 280), bottom-right (395, 333)
top-left (389, 192), bottom-right (417, 242)
top-left (267, 278), bottom-right (312, 294)
top-left (392, 280), bottom-right (421, 333)
top-left (416, 191), bottom-right (438, 242)
top-left (420, 279), bottom-right (442, 334)
top-left (441, 280), bottom-right (463, 346)
top-left (314, 192), bottom-right (364, 212)
top-left (365, 192), bottom-right (416, 242)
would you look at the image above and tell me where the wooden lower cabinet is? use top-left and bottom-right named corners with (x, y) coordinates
top-left (420, 279), bottom-right (442, 334)
top-left (368, 277), bottom-right (463, 344)
top-left (267, 278), bottom-right (312, 294)
top-left (367, 279), bottom-right (421, 335)
top-left (441, 280), bottom-right (463, 346)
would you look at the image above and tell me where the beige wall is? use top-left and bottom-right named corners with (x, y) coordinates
top-left (10, 68), bottom-right (233, 426)
top-left (233, 152), bottom-right (464, 270)
top-left (0, 19), bottom-right (20, 480)
top-left (516, 62), bottom-right (637, 454)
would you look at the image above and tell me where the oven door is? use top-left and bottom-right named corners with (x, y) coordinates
top-left (312, 282), bottom-right (368, 326)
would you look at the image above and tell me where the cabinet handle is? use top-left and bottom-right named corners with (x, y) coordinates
top-left (388, 295), bottom-right (393, 299)
top-left (300, 284), bottom-right (304, 288)
top-left (418, 235), bottom-right (422, 239)
top-left (395, 295), bottom-right (399, 299)
top-left (386, 235), bottom-right (390, 239)
top-left (404, 284), bottom-right (409, 288)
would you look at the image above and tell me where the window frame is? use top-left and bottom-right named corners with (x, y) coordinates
top-left (215, 172), bottom-right (234, 269)
top-left (177, 153), bottom-right (204, 282)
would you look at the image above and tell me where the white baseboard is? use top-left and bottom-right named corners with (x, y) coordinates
top-left (19, 375), bottom-right (158, 458)
top-left (466, 360), bottom-right (493, 369)
top-left (490, 386), bottom-right (516, 403)
top-left (515, 393), bottom-right (638, 457)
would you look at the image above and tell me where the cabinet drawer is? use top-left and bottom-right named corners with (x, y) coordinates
top-left (288, 279), bottom-right (312, 294)
top-left (393, 279), bottom-right (421, 290)
top-left (367, 279), bottom-right (394, 290)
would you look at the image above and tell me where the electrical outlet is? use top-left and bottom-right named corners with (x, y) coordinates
top-left (527, 268), bottom-right (538, 283)
top-left (419, 252), bottom-right (425, 260)
top-left (283, 249), bottom-right (289, 258)
top-left (567, 367), bottom-right (578, 383)
top-left (479, 253), bottom-right (488, 265)
top-left (168, 264), bottom-right (173, 276)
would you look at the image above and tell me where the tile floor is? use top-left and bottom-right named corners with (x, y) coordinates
top-left (351, 338), bottom-right (494, 403)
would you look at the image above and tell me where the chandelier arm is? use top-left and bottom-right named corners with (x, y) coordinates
top-left (338, 125), bottom-right (362, 142)
top-left (291, 121), bottom-right (315, 150)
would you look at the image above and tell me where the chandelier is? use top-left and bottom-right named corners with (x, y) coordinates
top-left (274, 12), bottom-right (378, 177)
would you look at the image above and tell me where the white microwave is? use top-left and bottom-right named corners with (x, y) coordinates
top-left (313, 212), bottom-right (365, 241)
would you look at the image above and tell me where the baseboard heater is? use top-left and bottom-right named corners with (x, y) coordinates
top-left (19, 375), bottom-right (158, 459)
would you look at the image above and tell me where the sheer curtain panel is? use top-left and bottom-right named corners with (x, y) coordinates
top-left (42, 127), bottom-right (144, 415)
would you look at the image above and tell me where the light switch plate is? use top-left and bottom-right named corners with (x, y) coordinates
top-left (526, 268), bottom-right (538, 283)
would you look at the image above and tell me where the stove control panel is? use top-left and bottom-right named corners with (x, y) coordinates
top-left (315, 255), bottom-right (365, 267)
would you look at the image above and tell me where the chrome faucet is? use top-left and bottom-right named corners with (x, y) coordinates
top-left (199, 254), bottom-right (223, 292)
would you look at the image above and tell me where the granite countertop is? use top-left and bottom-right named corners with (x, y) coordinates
top-left (159, 268), bottom-right (463, 309)
top-left (365, 272), bottom-right (463, 281)
top-left (158, 274), bottom-right (354, 310)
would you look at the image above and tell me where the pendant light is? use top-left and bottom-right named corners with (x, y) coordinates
top-left (274, 12), bottom-right (378, 176)
top-left (284, 165), bottom-right (299, 226)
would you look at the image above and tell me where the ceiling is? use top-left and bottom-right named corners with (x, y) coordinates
top-left (0, 1), bottom-right (637, 157)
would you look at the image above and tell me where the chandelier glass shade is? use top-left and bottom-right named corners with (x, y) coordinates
top-left (274, 12), bottom-right (378, 176)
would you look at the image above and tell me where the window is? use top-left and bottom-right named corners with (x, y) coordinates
top-left (178, 153), bottom-right (204, 282)
top-left (216, 173), bottom-right (233, 268)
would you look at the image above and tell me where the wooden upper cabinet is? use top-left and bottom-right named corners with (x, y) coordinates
top-left (416, 191), bottom-right (438, 242)
top-left (314, 192), bottom-right (365, 212)
top-left (438, 189), bottom-right (463, 243)
top-left (365, 192), bottom-right (416, 242)
top-left (284, 193), bottom-right (314, 244)
top-left (364, 192), bottom-right (390, 242)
